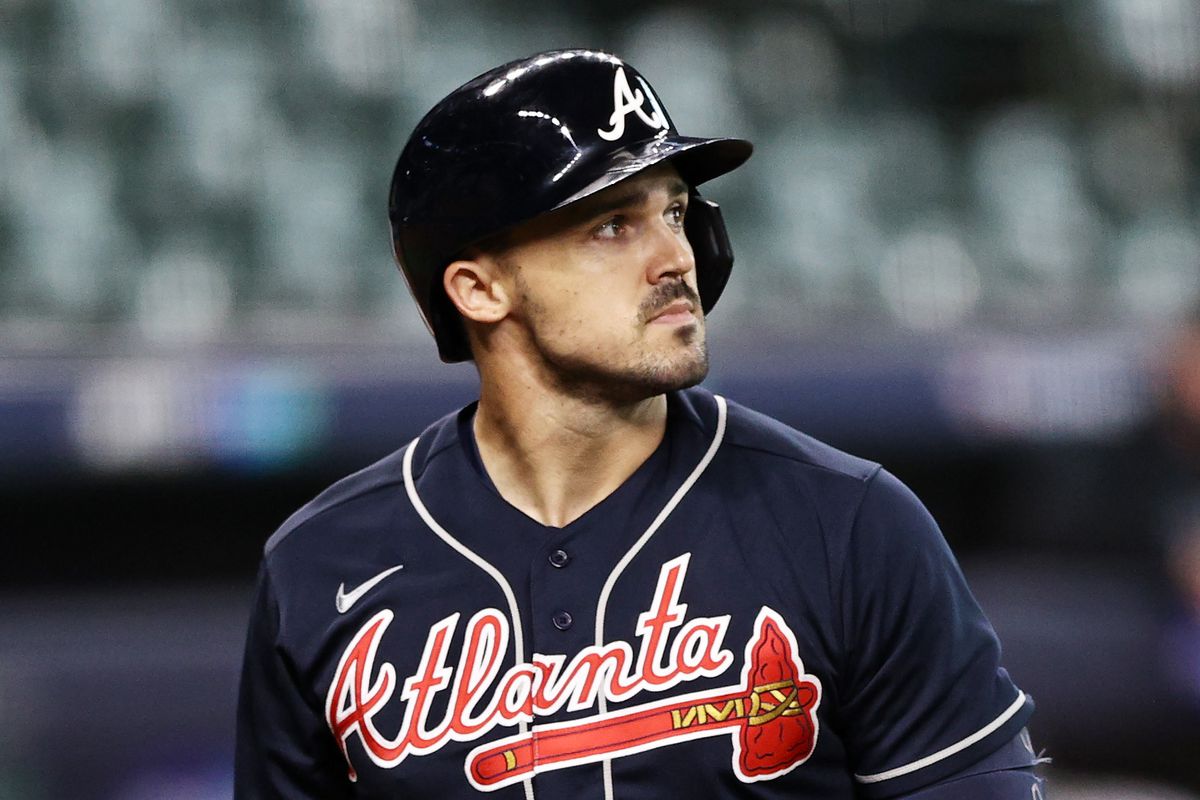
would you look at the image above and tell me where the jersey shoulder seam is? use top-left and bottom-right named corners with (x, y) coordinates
top-left (265, 404), bottom-right (471, 557)
top-left (722, 436), bottom-right (881, 481)
top-left (718, 397), bottom-right (880, 482)
top-left (264, 448), bottom-right (408, 557)
top-left (416, 427), bottom-right (462, 473)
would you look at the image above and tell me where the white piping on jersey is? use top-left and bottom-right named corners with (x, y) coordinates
top-left (402, 438), bottom-right (536, 800)
top-left (854, 690), bottom-right (1028, 784)
top-left (593, 394), bottom-right (728, 800)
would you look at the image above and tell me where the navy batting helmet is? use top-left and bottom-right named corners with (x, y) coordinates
top-left (388, 49), bottom-right (753, 362)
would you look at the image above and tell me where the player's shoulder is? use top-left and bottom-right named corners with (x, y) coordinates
top-left (678, 386), bottom-right (879, 484)
top-left (262, 447), bottom-right (408, 557)
top-left (263, 405), bottom-right (465, 558)
top-left (713, 391), bottom-right (936, 532)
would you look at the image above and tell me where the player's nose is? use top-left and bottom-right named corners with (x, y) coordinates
top-left (645, 217), bottom-right (695, 285)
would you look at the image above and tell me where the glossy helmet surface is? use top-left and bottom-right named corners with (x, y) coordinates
top-left (388, 49), bottom-right (753, 362)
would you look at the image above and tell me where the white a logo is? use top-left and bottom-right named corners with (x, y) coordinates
top-left (597, 66), bottom-right (668, 141)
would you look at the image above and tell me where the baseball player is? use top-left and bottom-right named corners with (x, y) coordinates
top-left (236, 49), bottom-right (1044, 798)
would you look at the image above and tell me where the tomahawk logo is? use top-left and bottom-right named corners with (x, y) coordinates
top-left (325, 555), bottom-right (822, 789)
top-left (597, 65), bottom-right (669, 141)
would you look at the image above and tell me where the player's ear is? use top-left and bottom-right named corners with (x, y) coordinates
top-left (443, 254), bottom-right (511, 325)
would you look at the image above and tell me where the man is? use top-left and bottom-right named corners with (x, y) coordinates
top-left (236, 49), bottom-right (1044, 798)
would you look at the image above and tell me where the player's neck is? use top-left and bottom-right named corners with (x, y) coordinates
top-left (472, 380), bottom-right (668, 529)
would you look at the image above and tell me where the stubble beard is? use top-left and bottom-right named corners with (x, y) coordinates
top-left (518, 276), bottom-right (710, 405)
top-left (542, 328), bottom-right (710, 406)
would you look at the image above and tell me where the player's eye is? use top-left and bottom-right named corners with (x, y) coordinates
top-left (594, 216), bottom-right (627, 239)
top-left (666, 202), bottom-right (686, 230)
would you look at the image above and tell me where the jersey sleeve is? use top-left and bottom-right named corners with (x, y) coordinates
top-left (838, 468), bottom-right (1035, 798)
top-left (889, 730), bottom-right (1047, 799)
top-left (234, 561), bottom-right (353, 800)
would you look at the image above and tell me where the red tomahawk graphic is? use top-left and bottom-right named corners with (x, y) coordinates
top-left (465, 608), bottom-right (822, 791)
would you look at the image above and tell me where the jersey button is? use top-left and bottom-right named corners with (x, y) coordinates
top-left (552, 611), bottom-right (573, 631)
top-left (548, 549), bottom-right (570, 568)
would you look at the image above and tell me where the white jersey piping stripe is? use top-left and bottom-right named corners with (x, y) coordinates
top-left (853, 691), bottom-right (1028, 784)
top-left (402, 438), bottom-right (536, 800)
top-left (593, 394), bottom-right (728, 800)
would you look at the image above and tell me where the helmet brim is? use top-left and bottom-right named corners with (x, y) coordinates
top-left (551, 135), bottom-right (753, 212)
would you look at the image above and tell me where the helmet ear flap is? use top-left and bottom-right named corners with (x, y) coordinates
top-left (430, 287), bottom-right (473, 363)
top-left (685, 191), bottom-right (735, 313)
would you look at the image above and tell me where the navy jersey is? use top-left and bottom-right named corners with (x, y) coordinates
top-left (236, 387), bottom-right (1034, 798)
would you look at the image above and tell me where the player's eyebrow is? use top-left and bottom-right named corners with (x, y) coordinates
top-left (577, 177), bottom-right (689, 221)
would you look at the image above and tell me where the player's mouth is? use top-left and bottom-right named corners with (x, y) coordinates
top-left (649, 299), bottom-right (696, 325)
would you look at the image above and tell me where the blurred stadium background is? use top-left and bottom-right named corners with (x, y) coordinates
top-left (1, 0), bottom-right (1199, 797)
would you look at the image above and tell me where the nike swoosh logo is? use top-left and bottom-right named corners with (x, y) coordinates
top-left (335, 564), bottom-right (404, 614)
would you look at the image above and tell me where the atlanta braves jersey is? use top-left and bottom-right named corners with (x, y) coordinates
top-left (236, 386), bottom-right (1036, 798)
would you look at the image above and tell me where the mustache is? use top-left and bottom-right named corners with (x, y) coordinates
top-left (639, 280), bottom-right (701, 323)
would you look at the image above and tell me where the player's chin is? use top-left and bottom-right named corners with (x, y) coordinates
top-left (643, 340), bottom-right (709, 393)
top-left (664, 358), bottom-right (709, 393)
